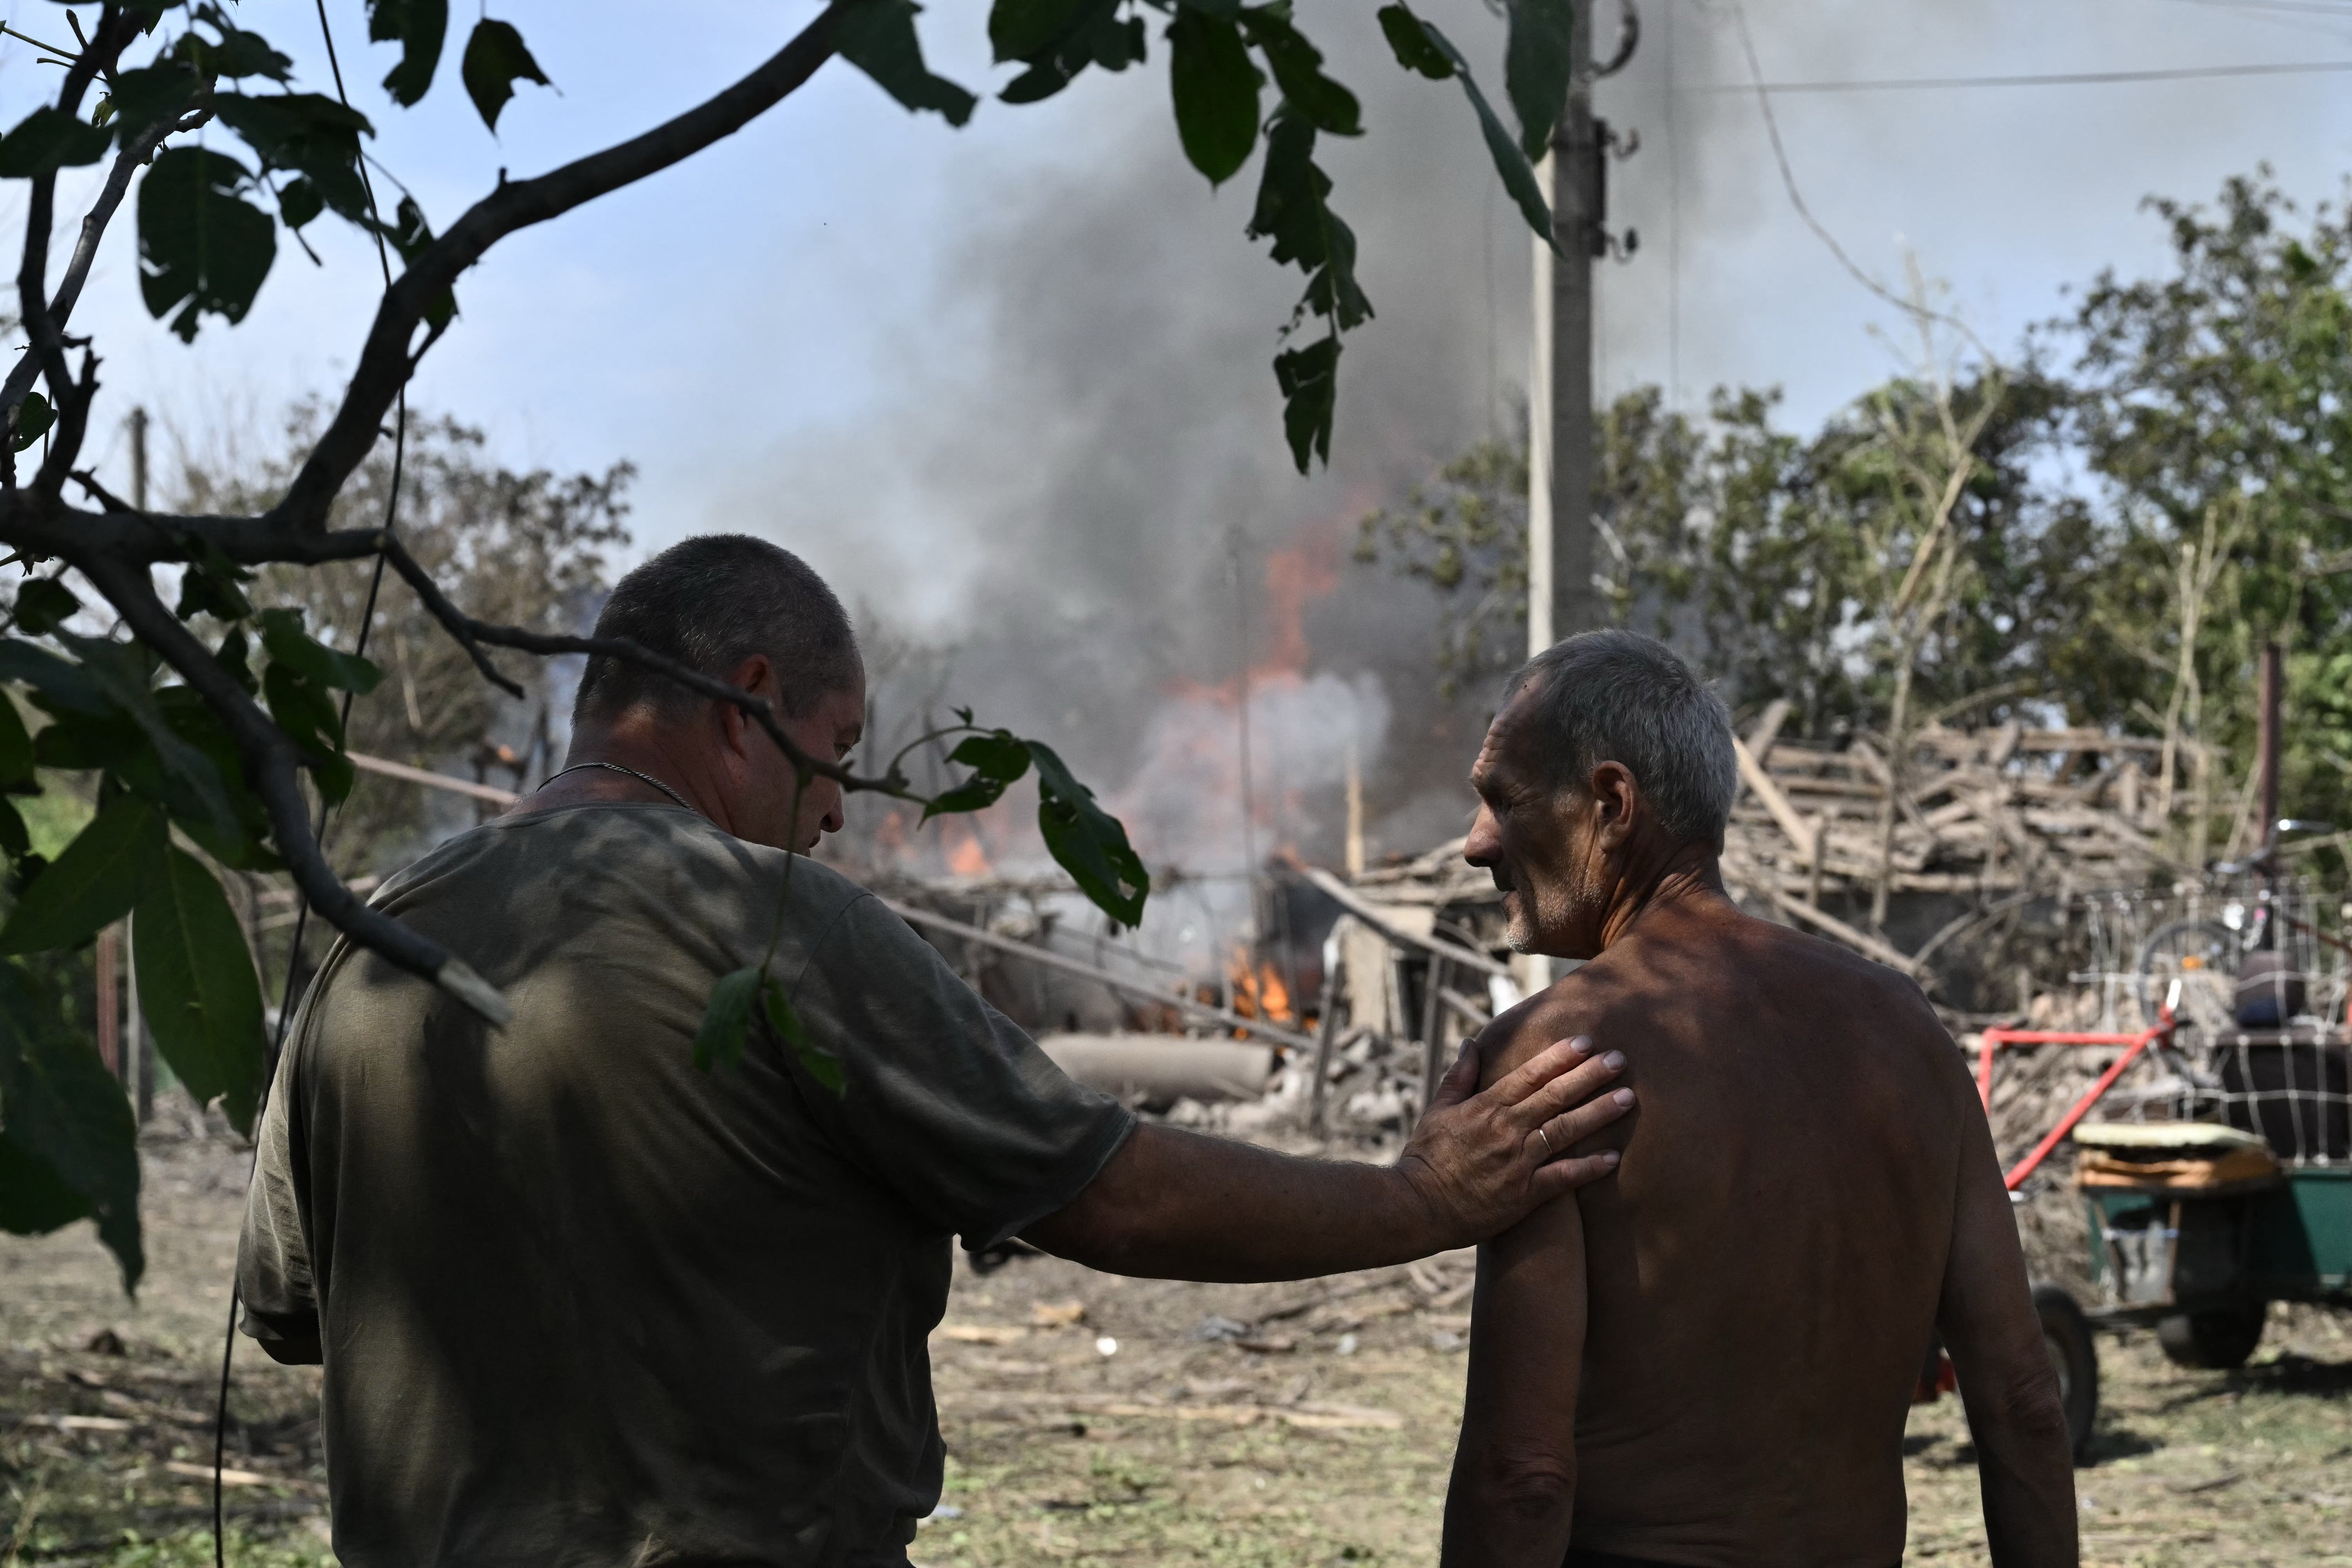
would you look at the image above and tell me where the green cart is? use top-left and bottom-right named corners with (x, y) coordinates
top-left (1981, 1019), bottom-right (2352, 1459)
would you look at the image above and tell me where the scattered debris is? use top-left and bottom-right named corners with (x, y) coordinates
top-left (1030, 1299), bottom-right (1088, 1327)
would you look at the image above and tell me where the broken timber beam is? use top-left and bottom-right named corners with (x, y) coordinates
top-left (1731, 734), bottom-right (1819, 863)
top-left (881, 898), bottom-right (1318, 1053)
top-left (1302, 868), bottom-right (1513, 979)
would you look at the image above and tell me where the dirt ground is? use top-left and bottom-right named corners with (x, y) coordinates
top-left (10, 1110), bottom-right (2352, 1566)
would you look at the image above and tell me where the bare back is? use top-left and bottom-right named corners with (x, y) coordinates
top-left (1465, 901), bottom-right (1975, 1565)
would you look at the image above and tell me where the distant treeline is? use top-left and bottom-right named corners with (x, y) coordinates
top-left (1360, 174), bottom-right (2352, 874)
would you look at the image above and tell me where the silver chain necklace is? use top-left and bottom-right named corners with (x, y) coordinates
top-left (537, 761), bottom-right (696, 813)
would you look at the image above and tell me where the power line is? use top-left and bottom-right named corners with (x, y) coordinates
top-left (1726, 0), bottom-right (1992, 362)
top-left (1690, 58), bottom-right (2352, 94)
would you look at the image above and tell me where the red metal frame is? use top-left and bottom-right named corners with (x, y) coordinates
top-left (1975, 1013), bottom-right (2177, 1191)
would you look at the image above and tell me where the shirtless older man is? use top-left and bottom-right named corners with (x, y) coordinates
top-left (1442, 630), bottom-right (2077, 1568)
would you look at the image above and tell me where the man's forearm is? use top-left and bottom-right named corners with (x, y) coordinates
top-left (1023, 1124), bottom-right (1452, 1281)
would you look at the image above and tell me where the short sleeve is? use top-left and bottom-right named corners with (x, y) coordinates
top-left (236, 1030), bottom-right (318, 1347)
top-left (781, 895), bottom-right (1135, 1247)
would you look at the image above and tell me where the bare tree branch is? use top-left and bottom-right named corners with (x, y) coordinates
top-left (379, 535), bottom-right (919, 797)
top-left (271, 0), bottom-right (852, 534)
top-left (13, 7), bottom-right (143, 484)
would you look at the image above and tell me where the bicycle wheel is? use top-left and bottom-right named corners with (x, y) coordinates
top-left (2134, 919), bottom-right (2240, 1034)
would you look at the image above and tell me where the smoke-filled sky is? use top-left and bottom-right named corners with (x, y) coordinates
top-left (21, 0), bottom-right (2352, 872)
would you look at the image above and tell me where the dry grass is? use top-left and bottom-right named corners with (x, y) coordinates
top-left (10, 1111), bottom-right (2352, 1566)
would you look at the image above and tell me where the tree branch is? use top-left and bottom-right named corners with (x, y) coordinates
top-left (13, 7), bottom-right (142, 483)
top-left (0, 103), bottom-right (213, 419)
top-left (378, 535), bottom-right (917, 797)
top-left (67, 547), bottom-right (513, 1027)
top-left (271, 0), bottom-right (850, 534)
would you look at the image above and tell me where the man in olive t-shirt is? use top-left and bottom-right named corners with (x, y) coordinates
top-left (239, 536), bottom-right (1634, 1567)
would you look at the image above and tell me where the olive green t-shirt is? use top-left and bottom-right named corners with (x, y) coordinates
top-left (237, 803), bottom-right (1135, 1567)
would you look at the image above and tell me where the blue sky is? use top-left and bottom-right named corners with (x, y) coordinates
top-left (17, 0), bottom-right (2352, 642)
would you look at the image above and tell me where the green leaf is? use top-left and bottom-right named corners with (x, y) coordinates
top-left (1238, 6), bottom-right (1360, 136)
top-left (137, 146), bottom-right (278, 342)
top-left (837, 0), bottom-right (978, 126)
top-left (1275, 334), bottom-right (1340, 472)
top-left (133, 845), bottom-right (265, 1134)
top-left (461, 18), bottom-right (552, 133)
top-left (373, 196), bottom-right (456, 330)
top-left (0, 106), bottom-right (114, 178)
top-left (1246, 108), bottom-right (1330, 268)
top-left (214, 627), bottom-right (260, 698)
top-left (0, 800), bottom-right (30, 863)
top-left (173, 548), bottom-right (256, 624)
top-left (210, 93), bottom-right (373, 224)
top-left (0, 965), bottom-right (141, 1289)
top-left (59, 636), bottom-right (241, 841)
top-left (33, 712), bottom-right (142, 771)
top-left (991, 0), bottom-right (1094, 62)
top-left (152, 687), bottom-right (277, 871)
top-left (693, 964), bottom-right (761, 1072)
top-left (104, 63), bottom-right (205, 147)
top-left (1168, 9), bottom-right (1259, 185)
top-left (368, 0), bottom-right (450, 106)
top-left (0, 793), bottom-right (165, 955)
top-left (170, 6), bottom-right (295, 82)
top-left (1502, 0), bottom-right (1572, 159)
top-left (1376, 4), bottom-right (1453, 80)
top-left (761, 978), bottom-right (846, 1094)
top-left (1392, 9), bottom-right (1555, 249)
top-left (14, 578), bottom-right (79, 636)
top-left (10, 392), bottom-right (53, 454)
top-left (276, 176), bottom-right (323, 231)
top-left (258, 608), bottom-right (383, 694)
top-left (923, 731), bottom-right (1033, 820)
top-left (0, 1132), bottom-right (91, 1236)
top-left (262, 664), bottom-right (352, 806)
top-left (1028, 740), bottom-right (1149, 926)
top-left (0, 699), bottom-right (32, 789)
top-left (0, 637), bottom-right (110, 715)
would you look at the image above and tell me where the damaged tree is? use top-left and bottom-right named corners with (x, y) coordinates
top-left (0, 0), bottom-right (1581, 1287)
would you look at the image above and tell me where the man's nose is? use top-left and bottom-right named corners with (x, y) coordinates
top-left (1464, 805), bottom-right (1500, 866)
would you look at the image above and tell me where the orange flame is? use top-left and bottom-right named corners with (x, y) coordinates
top-left (1228, 947), bottom-right (1295, 1023)
top-left (945, 821), bottom-right (993, 878)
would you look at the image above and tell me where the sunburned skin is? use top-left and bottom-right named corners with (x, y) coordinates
top-left (1439, 685), bottom-right (2077, 1568)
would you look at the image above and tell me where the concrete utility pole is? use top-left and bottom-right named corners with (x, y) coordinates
top-left (1528, 7), bottom-right (1598, 658)
top-left (1521, 7), bottom-right (1635, 1001)
top-left (1528, 3), bottom-right (1637, 658)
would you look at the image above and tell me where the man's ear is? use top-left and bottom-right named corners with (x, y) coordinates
top-left (714, 654), bottom-right (777, 760)
top-left (1589, 761), bottom-right (1640, 847)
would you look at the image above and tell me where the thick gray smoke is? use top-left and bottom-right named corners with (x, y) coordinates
top-left (769, 0), bottom-right (2346, 933)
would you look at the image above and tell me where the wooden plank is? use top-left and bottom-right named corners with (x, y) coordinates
top-left (1731, 734), bottom-right (1818, 862)
top-left (1302, 868), bottom-right (1512, 979)
top-left (348, 751), bottom-right (523, 806)
top-left (1745, 698), bottom-right (1792, 766)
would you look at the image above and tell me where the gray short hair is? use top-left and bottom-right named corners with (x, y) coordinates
top-left (574, 535), bottom-right (860, 724)
top-left (1502, 630), bottom-right (1738, 849)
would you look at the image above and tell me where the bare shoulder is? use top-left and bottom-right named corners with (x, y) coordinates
top-left (1470, 955), bottom-right (1642, 1091)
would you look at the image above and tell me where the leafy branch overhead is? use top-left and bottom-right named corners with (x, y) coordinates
top-left (0, 0), bottom-right (1563, 1290)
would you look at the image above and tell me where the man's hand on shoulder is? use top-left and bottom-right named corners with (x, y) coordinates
top-left (1393, 1034), bottom-right (1633, 1252)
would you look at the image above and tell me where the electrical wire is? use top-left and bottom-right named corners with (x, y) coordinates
top-left (1692, 58), bottom-right (2352, 94)
top-left (210, 7), bottom-right (409, 1563)
top-left (1725, 0), bottom-right (1994, 364)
